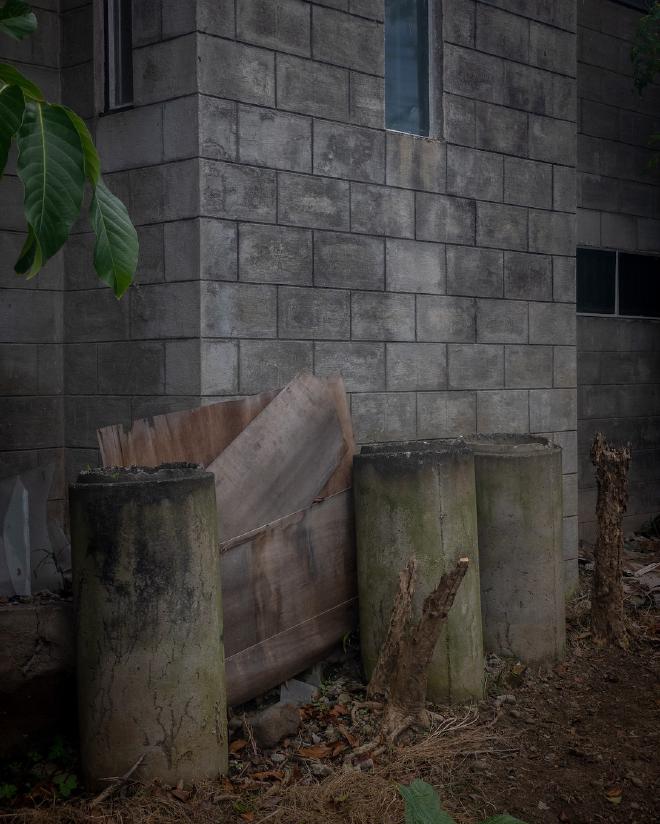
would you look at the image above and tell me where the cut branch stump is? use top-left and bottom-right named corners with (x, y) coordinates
top-left (590, 432), bottom-right (631, 648)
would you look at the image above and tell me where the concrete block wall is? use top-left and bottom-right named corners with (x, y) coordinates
top-left (0, 1), bottom-right (65, 525)
top-left (577, 0), bottom-right (660, 542)
top-left (194, 0), bottom-right (579, 585)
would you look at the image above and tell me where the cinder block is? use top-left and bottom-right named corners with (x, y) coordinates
top-left (601, 213), bottom-right (636, 251)
top-left (444, 0), bottom-right (475, 46)
top-left (445, 94), bottom-right (476, 146)
top-left (504, 251), bottom-right (552, 301)
top-left (314, 341), bottom-right (385, 392)
top-left (416, 295), bottom-right (476, 342)
top-left (0, 344), bottom-right (37, 395)
top-left (133, 35), bottom-right (198, 105)
top-left (131, 0), bottom-right (160, 43)
top-left (553, 165), bottom-right (576, 212)
top-left (553, 345), bottom-right (577, 387)
top-left (165, 339), bottom-right (201, 395)
top-left (475, 101), bottom-right (527, 156)
top-left (64, 343), bottom-right (97, 395)
top-left (444, 43), bottom-right (504, 104)
top-left (529, 115), bottom-right (576, 165)
top-left (239, 340), bottom-right (311, 393)
top-left (239, 223), bottom-right (312, 285)
top-left (386, 343), bottom-right (447, 391)
top-left (351, 392), bottom-right (416, 444)
top-left (638, 219), bottom-right (660, 252)
top-left (529, 301), bottom-right (576, 345)
top-left (446, 246), bottom-right (503, 298)
top-left (312, 7), bottom-right (383, 74)
top-left (386, 132), bottom-right (446, 192)
top-left (529, 388), bottom-right (577, 432)
top-left (239, 105), bottom-right (312, 172)
top-left (37, 344), bottom-right (63, 395)
top-left (314, 232), bottom-right (384, 290)
top-left (60, 5), bottom-right (92, 66)
top-left (416, 193), bottom-right (475, 244)
top-left (351, 292), bottom-right (415, 341)
top-left (131, 396), bottom-right (201, 421)
top-left (130, 160), bottom-right (200, 224)
top-left (447, 145), bottom-right (503, 201)
top-left (477, 202), bottom-right (528, 251)
top-left (350, 0), bottom-right (384, 20)
top-left (476, 299), bottom-right (528, 343)
top-left (277, 54), bottom-right (349, 120)
top-left (477, 389), bottom-right (529, 433)
top-left (65, 396), bottom-right (131, 450)
top-left (529, 210), bottom-right (576, 256)
top-left (505, 345), bottom-right (553, 388)
top-left (447, 344), bottom-right (504, 389)
top-left (201, 340), bottom-right (239, 396)
top-left (1, 290), bottom-right (62, 344)
top-left (504, 157), bottom-right (552, 209)
top-left (553, 429), bottom-right (578, 474)
top-left (351, 184), bottom-right (414, 238)
top-left (195, 0), bottom-right (236, 36)
top-left (503, 62), bottom-right (553, 116)
top-left (314, 121), bottom-right (385, 183)
top-left (201, 159), bottom-right (277, 222)
top-left (198, 35), bottom-right (275, 106)
top-left (96, 105), bottom-right (163, 171)
top-left (279, 173), bottom-right (349, 230)
top-left (416, 391), bottom-right (476, 438)
top-left (578, 173), bottom-right (619, 215)
top-left (563, 513), bottom-right (578, 557)
top-left (163, 96), bottom-right (237, 162)
top-left (529, 21), bottom-right (576, 76)
top-left (98, 342), bottom-right (165, 395)
top-left (65, 290), bottom-right (127, 343)
top-left (0, 397), bottom-right (62, 451)
top-left (553, 256), bottom-right (576, 303)
top-left (202, 282), bottom-right (277, 338)
top-left (165, 218), bottom-right (238, 282)
top-left (131, 282), bottom-right (200, 340)
top-left (349, 72), bottom-right (384, 129)
top-left (135, 225), bottom-right (165, 285)
top-left (237, 0), bottom-right (310, 55)
top-left (386, 239), bottom-right (445, 294)
top-left (576, 209), bottom-right (600, 247)
top-left (476, 4), bottom-right (529, 62)
top-left (278, 286), bottom-right (350, 339)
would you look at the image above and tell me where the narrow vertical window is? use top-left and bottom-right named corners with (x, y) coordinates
top-left (105, 0), bottom-right (133, 110)
top-left (385, 0), bottom-right (430, 136)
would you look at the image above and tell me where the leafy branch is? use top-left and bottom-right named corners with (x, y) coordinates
top-left (631, 1), bottom-right (660, 170)
top-left (0, 0), bottom-right (138, 297)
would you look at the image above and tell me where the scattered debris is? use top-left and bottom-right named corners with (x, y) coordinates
top-left (280, 679), bottom-right (320, 707)
top-left (248, 702), bottom-right (301, 750)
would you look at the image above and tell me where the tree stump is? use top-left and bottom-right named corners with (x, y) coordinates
top-left (590, 433), bottom-right (631, 648)
top-left (367, 556), bottom-right (469, 741)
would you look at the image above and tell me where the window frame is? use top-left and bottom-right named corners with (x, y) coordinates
top-left (576, 246), bottom-right (660, 320)
top-left (384, 0), bottom-right (444, 139)
top-left (93, 0), bottom-right (134, 115)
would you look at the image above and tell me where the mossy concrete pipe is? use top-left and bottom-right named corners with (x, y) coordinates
top-left (354, 440), bottom-right (484, 704)
top-left (70, 464), bottom-right (227, 789)
top-left (466, 435), bottom-right (566, 663)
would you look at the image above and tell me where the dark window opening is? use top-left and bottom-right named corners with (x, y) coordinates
top-left (577, 247), bottom-right (660, 318)
top-left (385, 0), bottom-right (430, 136)
top-left (105, 0), bottom-right (133, 111)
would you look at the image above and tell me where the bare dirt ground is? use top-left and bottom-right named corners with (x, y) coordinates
top-left (3, 570), bottom-right (659, 824)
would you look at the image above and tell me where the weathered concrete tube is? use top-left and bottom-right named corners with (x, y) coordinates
top-left (466, 435), bottom-right (565, 663)
top-left (70, 464), bottom-right (227, 789)
top-left (354, 441), bottom-right (484, 704)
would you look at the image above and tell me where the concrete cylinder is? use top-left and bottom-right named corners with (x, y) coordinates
top-left (466, 435), bottom-right (565, 663)
top-left (354, 440), bottom-right (484, 704)
top-left (70, 464), bottom-right (227, 789)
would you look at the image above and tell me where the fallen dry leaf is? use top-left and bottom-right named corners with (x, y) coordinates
top-left (251, 770), bottom-right (285, 782)
top-left (229, 739), bottom-right (248, 754)
top-left (605, 786), bottom-right (623, 804)
top-left (297, 744), bottom-right (333, 759)
top-left (332, 742), bottom-right (349, 757)
top-left (337, 723), bottom-right (358, 748)
top-left (240, 813), bottom-right (254, 822)
top-left (170, 788), bottom-right (190, 802)
top-left (328, 704), bottom-right (349, 717)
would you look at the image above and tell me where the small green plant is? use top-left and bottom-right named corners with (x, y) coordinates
top-left (0, 0), bottom-right (138, 295)
top-left (399, 780), bottom-right (527, 824)
top-left (0, 784), bottom-right (17, 802)
top-left (53, 772), bottom-right (77, 799)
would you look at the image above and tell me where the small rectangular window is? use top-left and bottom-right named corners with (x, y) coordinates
top-left (385, 0), bottom-right (430, 136)
top-left (105, 0), bottom-right (133, 111)
top-left (619, 252), bottom-right (660, 318)
top-left (576, 248), bottom-right (616, 314)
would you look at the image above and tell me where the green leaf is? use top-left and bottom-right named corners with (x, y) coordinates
top-left (14, 223), bottom-right (42, 278)
top-left (399, 781), bottom-right (457, 824)
top-left (0, 82), bottom-right (23, 176)
top-left (90, 181), bottom-right (138, 297)
top-left (62, 106), bottom-right (100, 185)
top-left (16, 100), bottom-right (85, 269)
top-left (481, 816), bottom-right (528, 824)
top-left (0, 0), bottom-right (37, 41)
top-left (0, 62), bottom-right (43, 100)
